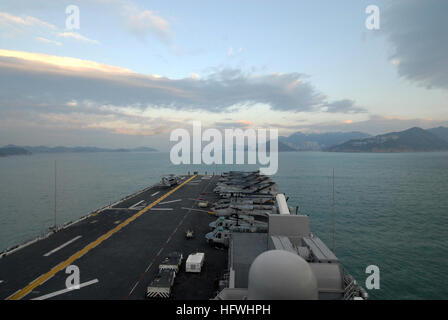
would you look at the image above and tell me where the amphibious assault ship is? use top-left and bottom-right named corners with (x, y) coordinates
top-left (0, 171), bottom-right (367, 300)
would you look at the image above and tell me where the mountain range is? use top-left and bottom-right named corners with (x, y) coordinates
top-left (0, 146), bottom-right (32, 157)
top-left (279, 131), bottom-right (371, 151)
top-left (2, 126), bottom-right (448, 157)
top-left (326, 127), bottom-right (448, 152)
top-left (0, 145), bottom-right (157, 157)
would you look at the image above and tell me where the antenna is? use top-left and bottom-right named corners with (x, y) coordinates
top-left (53, 160), bottom-right (57, 231)
top-left (332, 168), bottom-right (335, 252)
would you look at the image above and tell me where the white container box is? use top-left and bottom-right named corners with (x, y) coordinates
top-left (185, 252), bottom-right (205, 273)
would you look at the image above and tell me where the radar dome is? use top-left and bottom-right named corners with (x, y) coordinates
top-left (247, 250), bottom-right (318, 300)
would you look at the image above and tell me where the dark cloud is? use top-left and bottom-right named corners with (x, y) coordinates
top-left (323, 99), bottom-right (366, 114)
top-left (285, 115), bottom-right (448, 136)
top-left (383, 0), bottom-right (448, 89)
top-left (214, 121), bottom-right (251, 129)
top-left (0, 54), bottom-right (365, 114)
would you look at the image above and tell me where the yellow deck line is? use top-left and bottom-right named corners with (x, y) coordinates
top-left (6, 175), bottom-right (198, 300)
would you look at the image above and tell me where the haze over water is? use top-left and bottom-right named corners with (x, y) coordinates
top-left (0, 151), bottom-right (447, 299)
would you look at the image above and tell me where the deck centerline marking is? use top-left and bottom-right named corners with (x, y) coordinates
top-left (144, 261), bottom-right (155, 273)
top-left (43, 236), bottom-right (82, 257)
top-left (129, 281), bottom-right (140, 296)
top-left (126, 208), bottom-right (189, 298)
top-left (126, 176), bottom-right (216, 299)
top-left (31, 279), bottom-right (99, 300)
top-left (6, 175), bottom-right (197, 300)
top-left (151, 191), bottom-right (160, 197)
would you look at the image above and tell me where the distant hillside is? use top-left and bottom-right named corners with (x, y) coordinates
top-left (279, 131), bottom-right (371, 151)
top-left (244, 141), bottom-right (297, 152)
top-left (427, 126), bottom-right (448, 142)
top-left (326, 127), bottom-right (448, 152)
top-left (1, 145), bottom-right (157, 156)
top-left (0, 146), bottom-right (31, 157)
top-left (23, 146), bottom-right (157, 153)
top-left (268, 141), bottom-right (297, 152)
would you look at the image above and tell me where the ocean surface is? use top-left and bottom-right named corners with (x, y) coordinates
top-left (0, 151), bottom-right (447, 299)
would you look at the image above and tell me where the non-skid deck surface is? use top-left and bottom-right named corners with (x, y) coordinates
top-left (0, 175), bottom-right (227, 300)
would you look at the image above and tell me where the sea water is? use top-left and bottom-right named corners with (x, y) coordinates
top-left (0, 151), bottom-right (447, 299)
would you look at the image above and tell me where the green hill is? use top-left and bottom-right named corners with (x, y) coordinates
top-left (0, 146), bottom-right (31, 157)
top-left (326, 127), bottom-right (448, 152)
top-left (427, 126), bottom-right (448, 142)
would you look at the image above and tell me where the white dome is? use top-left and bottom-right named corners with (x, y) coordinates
top-left (248, 250), bottom-right (318, 300)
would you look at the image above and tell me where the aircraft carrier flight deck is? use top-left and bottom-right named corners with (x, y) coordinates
top-left (0, 171), bottom-right (368, 300)
top-left (0, 174), bottom-right (226, 300)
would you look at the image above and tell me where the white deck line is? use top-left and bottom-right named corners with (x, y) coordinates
top-left (31, 279), bottom-right (99, 300)
top-left (0, 236), bottom-right (46, 259)
top-left (129, 200), bottom-right (145, 209)
top-left (98, 185), bottom-right (153, 213)
top-left (60, 215), bottom-right (89, 229)
top-left (158, 199), bottom-right (182, 205)
top-left (181, 207), bottom-right (210, 213)
top-left (0, 182), bottom-right (158, 259)
top-left (151, 191), bottom-right (160, 197)
top-left (43, 236), bottom-right (82, 257)
top-left (149, 208), bottom-right (173, 211)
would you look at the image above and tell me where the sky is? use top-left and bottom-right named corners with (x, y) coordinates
top-left (0, 0), bottom-right (447, 150)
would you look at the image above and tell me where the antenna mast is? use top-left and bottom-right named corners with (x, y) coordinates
top-left (54, 160), bottom-right (57, 231)
top-left (332, 168), bottom-right (335, 252)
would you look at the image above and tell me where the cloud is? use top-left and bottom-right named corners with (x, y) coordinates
top-left (57, 32), bottom-right (100, 45)
top-left (35, 37), bottom-right (62, 46)
top-left (237, 120), bottom-right (253, 126)
top-left (0, 50), bottom-right (367, 143)
top-left (122, 6), bottom-right (172, 42)
top-left (383, 0), bottom-right (448, 89)
top-left (94, 0), bottom-right (173, 43)
top-left (0, 11), bottom-right (56, 30)
top-left (0, 49), bottom-right (132, 74)
top-left (0, 0), bottom-right (173, 42)
top-left (72, 0), bottom-right (173, 43)
top-left (0, 97), bottom-right (184, 138)
top-left (0, 50), bottom-right (365, 115)
top-left (190, 72), bottom-right (200, 80)
top-left (285, 115), bottom-right (448, 135)
top-left (82, 115), bottom-right (180, 136)
top-left (227, 47), bottom-right (243, 57)
top-left (322, 99), bottom-right (366, 114)
top-left (0, 11), bottom-right (100, 45)
top-left (214, 120), bottom-right (254, 129)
